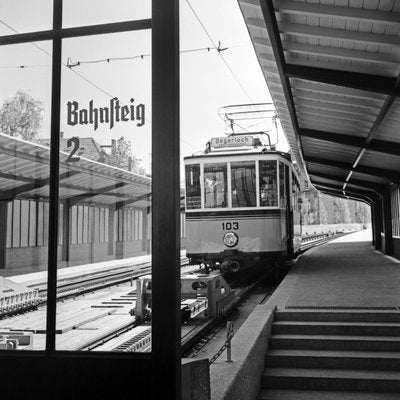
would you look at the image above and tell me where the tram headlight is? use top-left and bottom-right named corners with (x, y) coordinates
top-left (223, 232), bottom-right (239, 247)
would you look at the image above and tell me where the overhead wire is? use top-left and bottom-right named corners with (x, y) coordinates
top-left (0, 17), bottom-right (206, 154)
top-left (185, 0), bottom-right (276, 141)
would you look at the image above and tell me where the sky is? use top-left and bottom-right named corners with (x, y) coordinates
top-left (0, 0), bottom-right (289, 174)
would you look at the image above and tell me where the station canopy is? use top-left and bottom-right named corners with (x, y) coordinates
top-left (238, 0), bottom-right (400, 204)
top-left (0, 133), bottom-right (151, 208)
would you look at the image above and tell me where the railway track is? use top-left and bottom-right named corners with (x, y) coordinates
top-left (0, 231), bottom-right (355, 351)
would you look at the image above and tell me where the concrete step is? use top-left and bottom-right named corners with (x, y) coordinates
top-left (269, 334), bottom-right (400, 352)
top-left (272, 321), bottom-right (400, 337)
top-left (262, 367), bottom-right (400, 392)
top-left (275, 310), bottom-right (400, 323)
top-left (258, 389), bottom-right (400, 399)
top-left (266, 349), bottom-right (400, 370)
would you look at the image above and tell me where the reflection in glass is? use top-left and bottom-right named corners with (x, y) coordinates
top-left (259, 160), bottom-right (277, 207)
top-left (231, 161), bottom-right (256, 208)
top-left (0, 42), bottom-right (52, 351)
top-left (204, 163), bottom-right (227, 208)
top-left (56, 31), bottom-right (151, 352)
top-left (0, 0), bottom-right (53, 36)
top-left (63, 0), bottom-right (151, 28)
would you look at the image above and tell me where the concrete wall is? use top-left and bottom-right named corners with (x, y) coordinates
top-left (392, 237), bottom-right (400, 260)
top-left (210, 306), bottom-right (274, 400)
top-left (302, 223), bottom-right (365, 236)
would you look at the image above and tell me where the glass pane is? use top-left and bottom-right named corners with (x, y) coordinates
top-left (204, 163), bottom-right (227, 208)
top-left (0, 0), bottom-right (53, 35)
top-left (259, 160), bottom-right (277, 207)
top-left (56, 30), bottom-right (151, 352)
top-left (0, 41), bottom-right (51, 351)
top-left (231, 161), bottom-right (256, 207)
top-left (279, 162), bottom-right (285, 208)
top-left (185, 164), bottom-right (201, 209)
top-left (63, 0), bottom-right (151, 28)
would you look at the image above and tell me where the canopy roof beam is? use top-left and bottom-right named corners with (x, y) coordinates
top-left (304, 155), bottom-right (400, 184)
top-left (277, 1), bottom-right (400, 26)
top-left (299, 128), bottom-right (400, 157)
top-left (309, 172), bottom-right (384, 193)
top-left (285, 64), bottom-right (400, 97)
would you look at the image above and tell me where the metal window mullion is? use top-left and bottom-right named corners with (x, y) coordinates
top-left (227, 162), bottom-right (232, 208)
top-left (45, 0), bottom-right (62, 353)
top-left (200, 161), bottom-right (205, 210)
top-left (0, 19), bottom-right (152, 46)
top-left (152, 0), bottom-right (180, 397)
top-left (256, 160), bottom-right (260, 207)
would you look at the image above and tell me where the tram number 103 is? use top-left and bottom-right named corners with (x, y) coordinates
top-left (222, 222), bottom-right (239, 230)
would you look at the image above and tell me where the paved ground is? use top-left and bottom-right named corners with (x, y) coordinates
top-left (285, 229), bottom-right (400, 308)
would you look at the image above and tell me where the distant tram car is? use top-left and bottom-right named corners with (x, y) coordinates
top-left (184, 134), bottom-right (302, 273)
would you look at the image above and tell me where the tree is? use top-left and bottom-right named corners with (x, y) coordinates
top-left (355, 202), bottom-right (370, 224)
top-left (319, 199), bottom-right (328, 225)
top-left (0, 91), bottom-right (44, 141)
top-left (333, 198), bottom-right (351, 224)
top-left (104, 136), bottom-right (146, 175)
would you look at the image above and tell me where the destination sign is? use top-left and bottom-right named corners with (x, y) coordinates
top-left (211, 136), bottom-right (254, 148)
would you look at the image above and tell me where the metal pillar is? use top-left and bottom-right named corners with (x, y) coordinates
top-left (370, 202), bottom-right (376, 246)
top-left (152, 0), bottom-right (181, 398)
top-left (142, 208), bottom-right (149, 253)
top-left (0, 201), bottom-right (8, 269)
top-left (373, 198), bottom-right (383, 251)
top-left (61, 200), bottom-right (70, 263)
top-left (108, 206), bottom-right (115, 256)
top-left (382, 189), bottom-right (393, 255)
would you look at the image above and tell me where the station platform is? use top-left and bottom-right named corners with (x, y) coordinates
top-left (212, 229), bottom-right (400, 400)
top-left (275, 228), bottom-right (400, 309)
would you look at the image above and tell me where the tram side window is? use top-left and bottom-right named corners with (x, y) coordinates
top-left (259, 160), bottom-right (277, 207)
top-left (231, 161), bottom-right (256, 207)
top-left (185, 164), bottom-right (201, 209)
top-left (279, 162), bottom-right (285, 208)
top-left (204, 163), bottom-right (227, 208)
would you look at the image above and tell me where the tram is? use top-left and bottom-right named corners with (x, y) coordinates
top-left (184, 134), bottom-right (302, 273)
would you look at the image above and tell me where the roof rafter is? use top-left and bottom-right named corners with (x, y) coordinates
top-left (0, 171), bottom-right (80, 201)
top-left (312, 180), bottom-right (377, 201)
top-left (280, 22), bottom-right (400, 48)
top-left (285, 64), bottom-right (400, 96)
top-left (284, 42), bottom-right (400, 67)
top-left (304, 155), bottom-right (398, 184)
top-left (309, 171), bottom-right (384, 193)
top-left (290, 78), bottom-right (386, 101)
top-left (299, 128), bottom-right (400, 157)
top-left (277, 0), bottom-right (400, 26)
top-left (257, 0), bottom-right (303, 154)
top-left (67, 181), bottom-right (128, 205)
top-left (314, 185), bottom-right (372, 206)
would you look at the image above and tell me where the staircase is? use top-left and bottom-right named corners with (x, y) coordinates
top-left (258, 309), bottom-right (400, 399)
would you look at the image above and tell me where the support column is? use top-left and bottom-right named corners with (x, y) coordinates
top-left (0, 201), bottom-right (9, 269)
top-left (142, 208), bottom-right (149, 253)
top-left (152, 0), bottom-right (181, 397)
top-left (373, 199), bottom-right (383, 251)
top-left (108, 206), bottom-right (115, 256)
top-left (61, 200), bottom-right (70, 263)
top-left (370, 202), bottom-right (376, 246)
top-left (383, 189), bottom-right (393, 255)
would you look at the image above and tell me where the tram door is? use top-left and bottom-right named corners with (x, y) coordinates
top-left (285, 164), bottom-right (294, 258)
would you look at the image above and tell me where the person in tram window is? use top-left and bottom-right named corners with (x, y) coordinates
top-left (260, 175), bottom-right (277, 206)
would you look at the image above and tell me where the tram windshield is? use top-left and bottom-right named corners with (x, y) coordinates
top-left (259, 160), bottom-right (278, 207)
top-left (231, 161), bottom-right (256, 207)
top-left (185, 164), bottom-right (201, 209)
top-left (204, 163), bottom-right (227, 208)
